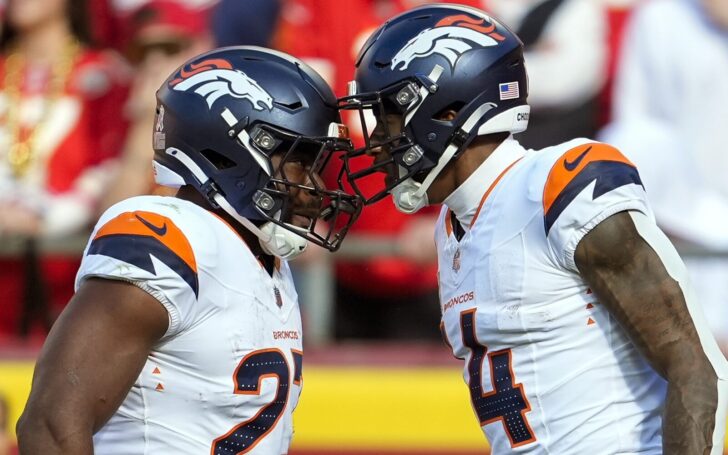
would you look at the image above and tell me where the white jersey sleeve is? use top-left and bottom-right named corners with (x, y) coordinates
top-left (542, 141), bottom-right (651, 272)
top-left (75, 200), bottom-right (209, 338)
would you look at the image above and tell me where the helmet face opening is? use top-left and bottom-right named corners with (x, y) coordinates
top-left (251, 124), bottom-right (363, 252)
top-left (338, 79), bottom-right (438, 204)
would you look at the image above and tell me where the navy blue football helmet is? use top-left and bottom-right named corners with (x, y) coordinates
top-left (339, 4), bottom-right (530, 213)
top-left (153, 46), bottom-right (362, 258)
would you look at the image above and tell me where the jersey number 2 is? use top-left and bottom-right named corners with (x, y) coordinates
top-left (211, 348), bottom-right (303, 454)
top-left (460, 309), bottom-right (536, 448)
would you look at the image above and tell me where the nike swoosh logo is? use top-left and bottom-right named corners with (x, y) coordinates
top-left (135, 214), bottom-right (168, 236)
top-left (563, 146), bottom-right (592, 171)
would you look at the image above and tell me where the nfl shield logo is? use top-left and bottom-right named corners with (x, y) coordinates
top-left (274, 287), bottom-right (283, 308)
top-left (452, 249), bottom-right (461, 272)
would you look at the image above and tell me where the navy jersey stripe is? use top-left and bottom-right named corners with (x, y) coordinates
top-left (544, 160), bottom-right (644, 234)
top-left (88, 233), bottom-right (199, 297)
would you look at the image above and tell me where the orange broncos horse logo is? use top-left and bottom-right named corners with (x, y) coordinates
top-left (170, 59), bottom-right (274, 111)
top-left (391, 14), bottom-right (506, 71)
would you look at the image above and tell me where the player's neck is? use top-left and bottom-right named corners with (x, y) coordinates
top-left (428, 133), bottom-right (509, 203)
top-left (460, 133), bottom-right (511, 182)
top-left (175, 186), bottom-right (270, 260)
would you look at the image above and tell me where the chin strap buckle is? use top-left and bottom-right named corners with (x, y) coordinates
top-left (450, 128), bottom-right (469, 150)
top-left (200, 180), bottom-right (221, 208)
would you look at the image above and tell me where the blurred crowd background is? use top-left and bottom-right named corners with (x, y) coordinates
top-left (0, 0), bottom-right (726, 452)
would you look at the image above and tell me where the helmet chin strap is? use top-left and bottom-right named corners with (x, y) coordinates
top-left (258, 221), bottom-right (309, 260)
top-left (212, 194), bottom-right (308, 261)
top-left (391, 178), bottom-right (428, 214)
top-left (164, 147), bottom-right (308, 260)
top-left (391, 142), bottom-right (458, 214)
top-left (391, 102), bottom-right (500, 214)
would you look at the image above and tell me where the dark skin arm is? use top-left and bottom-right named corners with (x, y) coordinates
top-left (16, 278), bottom-right (168, 454)
top-left (575, 211), bottom-right (720, 455)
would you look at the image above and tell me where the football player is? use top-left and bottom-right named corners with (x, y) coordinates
top-left (339, 4), bottom-right (728, 454)
top-left (17, 46), bottom-right (362, 454)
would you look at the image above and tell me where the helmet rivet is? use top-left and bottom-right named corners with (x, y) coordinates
top-left (402, 145), bottom-right (424, 166)
top-left (429, 85), bottom-right (438, 94)
top-left (253, 190), bottom-right (276, 211)
top-left (253, 131), bottom-right (276, 150)
top-left (396, 92), bottom-right (410, 104)
top-left (259, 195), bottom-right (274, 210)
top-left (228, 130), bottom-right (236, 137)
top-left (427, 133), bottom-right (437, 142)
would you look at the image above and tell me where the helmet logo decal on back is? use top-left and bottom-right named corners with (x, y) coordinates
top-left (154, 105), bottom-right (166, 149)
top-left (170, 59), bottom-right (274, 111)
top-left (391, 14), bottom-right (505, 71)
top-left (155, 105), bottom-right (165, 132)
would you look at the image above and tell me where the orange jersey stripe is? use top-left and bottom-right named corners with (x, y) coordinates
top-left (445, 158), bottom-right (523, 236)
top-left (445, 210), bottom-right (453, 237)
top-left (206, 211), bottom-right (280, 271)
top-left (471, 158), bottom-right (523, 227)
top-left (94, 211), bottom-right (197, 273)
top-left (543, 143), bottom-right (634, 215)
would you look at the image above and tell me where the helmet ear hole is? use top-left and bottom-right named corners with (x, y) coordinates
top-left (433, 102), bottom-right (465, 121)
top-left (200, 149), bottom-right (236, 171)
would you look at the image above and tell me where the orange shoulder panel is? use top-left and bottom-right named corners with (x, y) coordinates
top-left (543, 143), bottom-right (634, 214)
top-left (94, 211), bottom-right (197, 273)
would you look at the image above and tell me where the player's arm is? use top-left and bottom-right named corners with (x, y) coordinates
top-left (574, 210), bottom-right (728, 455)
top-left (16, 278), bottom-right (168, 454)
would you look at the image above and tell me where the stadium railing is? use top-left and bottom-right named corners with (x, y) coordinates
top-left (1, 232), bottom-right (727, 345)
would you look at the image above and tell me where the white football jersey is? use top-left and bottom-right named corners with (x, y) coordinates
top-left (436, 138), bottom-right (666, 454)
top-left (75, 196), bottom-right (303, 455)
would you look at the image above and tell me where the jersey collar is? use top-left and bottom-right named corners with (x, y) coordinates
top-left (444, 136), bottom-right (526, 229)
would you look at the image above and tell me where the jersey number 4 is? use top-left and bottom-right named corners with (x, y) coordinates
top-left (459, 309), bottom-right (536, 448)
top-left (211, 348), bottom-right (303, 454)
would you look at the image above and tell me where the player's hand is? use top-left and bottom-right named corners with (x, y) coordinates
top-left (0, 202), bottom-right (42, 237)
top-left (397, 216), bottom-right (437, 264)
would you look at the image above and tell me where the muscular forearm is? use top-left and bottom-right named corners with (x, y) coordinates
top-left (575, 211), bottom-right (728, 453)
top-left (663, 365), bottom-right (720, 454)
top-left (17, 279), bottom-right (170, 455)
top-left (16, 415), bottom-right (94, 455)
top-left (592, 270), bottom-right (725, 453)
